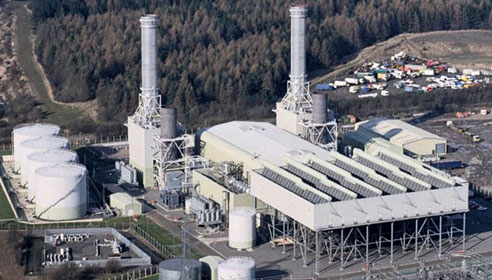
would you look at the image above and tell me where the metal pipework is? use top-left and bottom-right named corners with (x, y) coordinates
top-left (140, 14), bottom-right (159, 96)
top-left (160, 107), bottom-right (177, 139)
top-left (289, 5), bottom-right (307, 85)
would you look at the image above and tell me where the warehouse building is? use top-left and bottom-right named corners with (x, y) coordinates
top-left (341, 129), bottom-right (404, 156)
top-left (355, 117), bottom-right (447, 157)
top-left (110, 192), bottom-right (142, 216)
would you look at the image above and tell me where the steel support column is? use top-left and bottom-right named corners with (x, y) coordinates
top-left (365, 225), bottom-right (369, 265)
top-left (439, 215), bottom-right (442, 257)
top-left (292, 220), bottom-right (296, 261)
top-left (340, 228), bottom-right (344, 271)
top-left (462, 212), bottom-right (466, 253)
top-left (282, 214), bottom-right (286, 254)
top-left (315, 231), bottom-right (319, 276)
top-left (415, 219), bottom-right (418, 259)
top-left (390, 222), bottom-right (394, 264)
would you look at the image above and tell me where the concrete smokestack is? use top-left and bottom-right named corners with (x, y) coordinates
top-left (139, 15), bottom-right (159, 104)
top-left (289, 5), bottom-right (307, 86)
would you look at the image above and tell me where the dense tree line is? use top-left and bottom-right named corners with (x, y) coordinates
top-left (32, 0), bottom-right (492, 127)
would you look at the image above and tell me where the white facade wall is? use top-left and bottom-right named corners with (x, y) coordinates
top-left (251, 170), bottom-right (468, 231)
top-left (127, 117), bottom-right (160, 188)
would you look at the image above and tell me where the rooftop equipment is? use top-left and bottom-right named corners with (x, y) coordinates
top-left (188, 195), bottom-right (222, 226)
top-left (228, 207), bottom-right (256, 250)
top-left (115, 161), bottom-right (138, 185)
top-left (217, 257), bottom-right (256, 280)
top-left (35, 163), bottom-right (88, 220)
top-left (26, 150), bottom-right (78, 201)
top-left (12, 123), bottom-right (61, 172)
top-left (158, 258), bottom-right (202, 280)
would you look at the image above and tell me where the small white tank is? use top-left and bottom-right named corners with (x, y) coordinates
top-left (228, 207), bottom-right (256, 250)
top-left (18, 137), bottom-right (69, 181)
top-left (12, 123), bottom-right (60, 171)
top-left (35, 163), bottom-right (87, 220)
top-left (217, 257), bottom-right (255, 280)
top-left (185, 198), bottom-right (192, 215)
top-left (25, 150), bottom-right (78, 200)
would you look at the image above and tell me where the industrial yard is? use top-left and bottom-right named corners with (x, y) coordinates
top-left (416, 113), bottom-right (492, 191)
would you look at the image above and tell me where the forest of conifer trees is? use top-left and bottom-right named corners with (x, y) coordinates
top-left (31, 0), bottom-right (492, 130)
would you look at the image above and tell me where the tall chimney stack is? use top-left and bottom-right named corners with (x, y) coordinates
top-left (139, 15), bottom-right (159, 113)
top-left (289, 5), bottom-right (307, 88)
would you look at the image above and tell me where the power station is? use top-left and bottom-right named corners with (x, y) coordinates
top-left (0, 4), bottom-right (473, 279)
top-left (122, 4), bottom-right (470, 277)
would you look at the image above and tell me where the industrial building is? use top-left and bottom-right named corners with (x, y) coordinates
top-left (41, 228), bottom-right (151, 268)
top-left (109, 192), bottom-right (142, 216)
top-left (355, 117), bottom-right (447, 158)
top-left (122, 4), bottom-right (470, 277)
top-left (341, 129), bottom-right (404, 156)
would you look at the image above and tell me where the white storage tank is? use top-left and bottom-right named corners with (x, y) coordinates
top-left (12, 123), bottom-right (60, 172)
top-left (217, 257), bottom-right (255, 280)
top-left (35, 163), bottom-right (87, 220)
top-left (18, 137), bottom-right (69, 182)
top-left (25, 150), bottom-right (78, 200)
top-left (228, 207), bottom-right (256, 250)
top-left (159, 258), bottom-right (201, 280)
top-left (185, 198), bottom-right (192, 215)
top-left (199, 256), bottom-right (224, 280)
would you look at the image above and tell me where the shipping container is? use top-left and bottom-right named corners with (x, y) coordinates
top-left (430, 160), bottom-right (462, 170)
top-left (316, 83), bottom-right (333, 91)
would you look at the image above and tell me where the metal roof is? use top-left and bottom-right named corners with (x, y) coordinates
top-left (356, 117), bottom-right (445, 146)
top-left (204, 121), bottom-right (332, 167)
top-left (110, 192), bottom-right (139, 205)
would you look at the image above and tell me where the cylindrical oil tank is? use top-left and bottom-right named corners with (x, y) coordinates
top-left (19, 137), bottom-right (69, 182)
top-left (312, 93), bottom-right (328, 124)
top-left (228, 208), bottom-right (256, 250)
top-left (12, 123), bottom-right (60, 172)
top-left (35, 163), bottom-right (87, 220)
top-left (25, 150), bottom-right (79, 200)
top-left (159, 258), bottom-right (201, 280)
top-left (160, 107), bottom-right (177, 139)
top-left (217, 257), bottom-right (255, 280)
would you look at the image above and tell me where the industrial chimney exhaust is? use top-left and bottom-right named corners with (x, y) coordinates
top-left (289, 5), bottom-right (307, 88)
